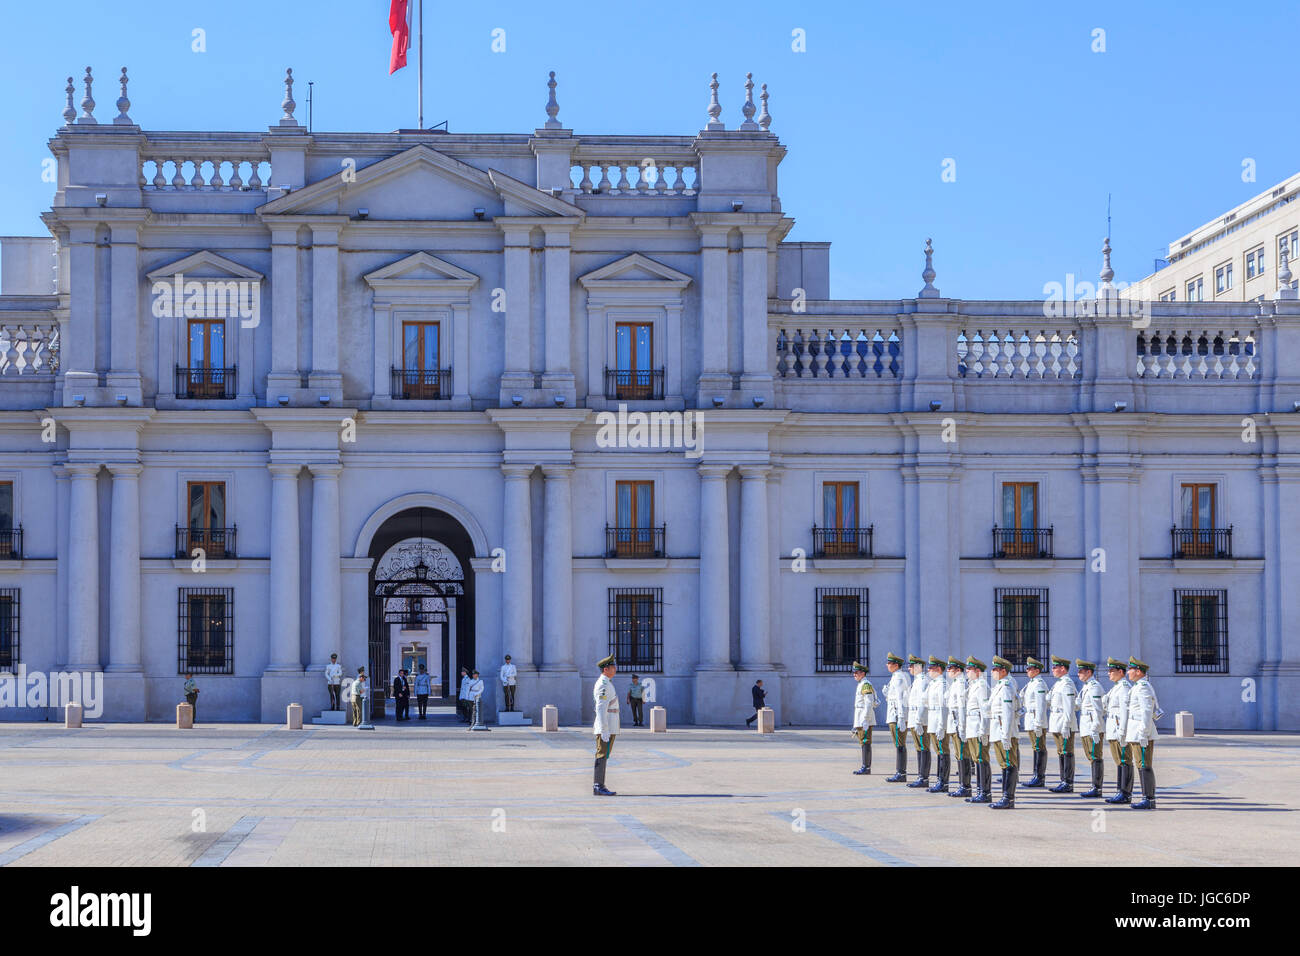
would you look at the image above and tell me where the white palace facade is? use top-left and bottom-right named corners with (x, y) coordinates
top-left (0, 67), bottom-right (1297, 730)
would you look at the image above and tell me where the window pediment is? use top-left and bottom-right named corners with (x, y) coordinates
top-left (364, 252), bottom-right (480, 302)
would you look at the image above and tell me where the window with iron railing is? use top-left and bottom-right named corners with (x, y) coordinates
top-left (179, 587), bottom-right (233, 674)
top-left (608, 480), bottom-right (662, 557)
top-left (180, 318), bottom-right (235, 398)
top-left (1173, 484), bottom-right (1230, 557)
top-left (0, 482), bottom-right (19, 559)
top-left (394, 320), bottom-right (450, 398)
top-left (0, 589), bottom-right (18, 671)
top-left (994, 587), bottom-right (1049, 668)
top-left (815, 587), bottom-right (868, 672)
top-left (608, 588), bottom-right (662, 672)
top-left (181, 482), bottom-right (235, 558)
top-left (1174, 589), bottom-right (1228, 674)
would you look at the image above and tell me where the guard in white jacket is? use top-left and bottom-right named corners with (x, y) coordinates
top-left (499, 655), bottom-right (518, 712)
top-left (988, 656), bottom-right (1021, 809)
top-left (883, 652), bottom-right (911, 782)
top-left (1020, 657), bottom-right (1049, 787)
top-left (905, 655), bottom-right (931, 788)
top-left (851, 662), bottom-right (878, 775)
top-left (944, 657), bottom-right (971, 797)
top-left (1123, 656), bottom-right (1160, 810)
top-left (962, 657), bottom-right (993, 803)
top-left (324, 654), bottom-right (344, 711)
top-left (1076, 659), bottom-right (1106, 798)
top-left (1047, 655), bottom-right (1079, 793)
top-left (592, 654), bottom-right (621, 796)
top-left (1103, 657), bottom-right (1134, 804)
top-left (923, 657), bottom-right (950, 793)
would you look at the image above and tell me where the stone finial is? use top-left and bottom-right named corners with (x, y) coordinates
top-left (544, 71), bottom-right (561, 129)
top-left (1275, 248), bottom-right (1298, 301)
top-left (1099, 236), bottom-right (1115, 285)
top-left (62, 76), bottom-right (76, 126)
top-left (918, 238), bottom-right (940, 298)
top-left (758, 83), bottom-right (772, 130)
top-left (76, 66), bottom-right (97, 124)
top-left (279, 68), bottom-right (298, 126)
top-left (740, 72), bottom-right (760, 130)
top-left (706, 72), bottom-right (724, 130)
top-left (113, 67), bottom-right (132, 125)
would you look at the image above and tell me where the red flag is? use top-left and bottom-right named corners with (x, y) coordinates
top-left (389, 0), bottom-right (411, 74)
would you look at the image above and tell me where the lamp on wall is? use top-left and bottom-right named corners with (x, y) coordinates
top-left (511, 395), bottom-right (523, 407)
top-left (752, 396), bottom-right (764, 408)
top-left (929, 400), bottom-right (942, 412)
top-left (1113, 401), bottom-right (1127, 412)
top-left (553, 395), bottom-right (566, 407)
top-left (731, 199), bottom-right (744, 212)
top-left (473, 207), bottom-right (485, 221)
top-left (711, 396), bottom-right (724, 408)
top-left (95, 193), bottom-right (107, 207)
top-left (277, 395), bottom-right (290, 406)
top-left (318, 395), bottom-right (331, 405)
top-left (356, 208), bottom-right (369, 220)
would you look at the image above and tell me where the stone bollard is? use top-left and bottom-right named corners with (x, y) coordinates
top-left (542, 704), bottom-right (559, 732)
top-left (1175, 711), bottom-right (1195, 738)
top-left (756, 706), bottom-right (775, 733)
top-left (650, 706), bottom-right (667, 733)
top-left (176, 702), bottom-right (194, 729)
top-left (286, 703), bottom-right (303, 730)
top-left (65, 702), bottom-right (83, 729)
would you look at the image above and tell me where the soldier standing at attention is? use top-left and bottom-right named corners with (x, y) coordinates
top-left (1124, 656), bottom-right (1160, 810)
top-left (988, 656), bottom-right (1021, 809)
top-left (945, 657), bottom-right (970, 798)
top-left (905, 655), bottom-right (931, 789)
top-left (962, 657), bottom-right (992, 803)
top-left (183, 673), bottom-right (199, 724)
top-left (851, 661), bottom-right (878, 775)
top-left (1103, 657), bottom-right (1133, 804)
top-left (883, 652), bottom-right (911, 782)
top-left (924, 656), bottom-right (950, 793)
top-left (1076, 659), bottom-right (1106, 798)
top-left (1021, 657), bottom-right (1049, 787)
top-left (324, 653), bottom-right (343, 711)
top-left (592, 654), bottom-right (620, 796)
top-left (1048, 655), bottom-right (1079, 793)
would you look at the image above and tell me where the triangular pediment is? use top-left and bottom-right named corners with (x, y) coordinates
top-left (487, 169), bottom-right (584, 217)
top-left (364, 252), bottom-right (480, 291)
top-left (146, 250), bottom-right (263, 282)
top-left (579, 253), bottom-right (692, 289)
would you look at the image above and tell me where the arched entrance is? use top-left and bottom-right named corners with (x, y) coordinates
top-left (365, 507), bottom-right (477, 714)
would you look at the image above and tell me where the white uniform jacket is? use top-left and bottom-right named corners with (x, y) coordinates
top-left (1123, 677), bottom-right (1158, 746)
top-left (946, 674), bottom-right (968, 737)
top-left (324, 662), bottom-right (343, 686)
top-left (467, 678), bottom-right (484, 701)
top-left (1078, 677), bottom-right (1105, 738)
top-left (885, 670), bottom-right (911, 725)
top-left (1021, 675), bottom-right (1048, 732)
top-left (1048, 675), bottom-right (1079, 734)
top-left (852, 677), bottom-right (878, 730)
top-left (907, 673), bottom-right (930, 731)
top-left (500, 662), bottom-right (517, 686)
top-left (924, 675), bottom-right (948, 735)
top-left (593, 674), bottom-right (621, 739)
top-left (1104, 678), bottom-right (1132, 741)
top-left (351, 678), bottom-right (368, 700)
top-left (989, 676), bottom-right (1020, 745)
top-left (965, 677), bottom-right (991, 740)
top-left (458, 676), bottom-right (471, 700)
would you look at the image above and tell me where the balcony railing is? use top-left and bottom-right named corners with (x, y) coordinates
top-left (604, 367), bottom-right (664, 401)
top-left (812, 525), bottom-right (874, 558)
top-left (391, 367), bottom-right (452, 400)
top-left (605, 525), bottom-right (666, 559)
top-left (992, 526), bottom-right (1054, 559)
top-left (1171, 526), bottom-right (1232, 559)
top-left (0, 527), bottom-right (22, 559)
top-left (175, 366), bottom-right (237, 399)
top-left (176, 526), bottom-right (238, 559)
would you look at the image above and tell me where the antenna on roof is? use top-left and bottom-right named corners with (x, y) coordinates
top-left (1107, 192), bottom-right (1112, 243)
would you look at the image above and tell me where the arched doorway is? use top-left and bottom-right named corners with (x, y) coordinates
top-left (365, 507), bottom-right (477, 714)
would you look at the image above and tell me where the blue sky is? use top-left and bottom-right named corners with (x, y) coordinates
top-left (2, 0), bottom-right (1296, 299)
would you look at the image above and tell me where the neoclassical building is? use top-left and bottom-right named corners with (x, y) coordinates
top-left (0, 67), bottom-right (1296, 729)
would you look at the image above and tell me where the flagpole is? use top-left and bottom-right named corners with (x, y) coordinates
top-left (417, 0), bottom-right (424, 129)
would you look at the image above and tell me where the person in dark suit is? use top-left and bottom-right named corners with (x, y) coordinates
top-left (745, 679), bottom-right (766, 727)
top-left (393, 670), bottom-right (411, 721)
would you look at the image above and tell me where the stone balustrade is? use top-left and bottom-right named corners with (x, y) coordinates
top-left (956, 328), bottom-right (1083, 380)
top-left (775, 327), bottom-right (902, 379)
top-left (0, 323), bottom-right (60, 376)
top-left (142, 155), bottom-right (271, 191)
top-left (1136, 329), bottom-right (1259, 380)
top-left (570, 139), bottom-right (700, 196)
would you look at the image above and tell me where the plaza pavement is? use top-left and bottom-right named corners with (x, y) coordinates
top-left (0, 717), bottom-right (1294, 866)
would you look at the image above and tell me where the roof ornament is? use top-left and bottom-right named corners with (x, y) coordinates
top-left (113, 67), bottom-right (132, 125)
top-left (918, 238), bottom-right (940, 298)
top-left (740, 72), bottom-right (760, 130)
top-left (1275, 248), bottom-right (1297, 300)
top-left (758, 83), bottom-right (772, 131)
top-left (706, 72), bottom-right (724, 131)
top-left (62, 76), bottom-right (76, 126)
top-left (279, 68), bottom-right (298, 126)
top-left (544, 71), bottom-right (561, 129)
top-left (77, 66), bottom-right (97, 124)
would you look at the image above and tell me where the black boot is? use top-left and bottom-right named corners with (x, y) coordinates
top-left (1132, 767), bottom-right (1156, 809)
top-left (1025, 741), bottom-right (1045, 787)
top-left (1050, 754), bottom-right (1073, 793)
top-left (968, 762), bottom-right (992, 803)
top-left (854, 741), bottom-right (871, 775)
top-left (1081, 758), bottom-right (1104, 798)
top-left (991, 768), bottom-right (1015, 808)
top-left (907, 750), bottom-right (930, 787)
top-left (928, 753), bottom-right (949, 792)
top-left (886, 741), bottom-right (907, 782)
top-left (951, 756), bottom-right (972, 797)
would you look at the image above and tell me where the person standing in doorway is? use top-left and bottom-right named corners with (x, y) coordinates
top-left (627, 674), bottom-right (645, 727)
top-left (500, 655), bottom-right (517, 712)
top-left (745, 679), bottom-right (766, 727)
top-left (457, 667), bottom-right (471, 723)
top-left (183, 673), bottom-right (199, 724)
top-left (414, 664), bottom-right (432, 720)
top-left (324, 654), bottom-right (343, 711)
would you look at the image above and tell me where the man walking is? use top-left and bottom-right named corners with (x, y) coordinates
top-left (988, 656), bottom-right (1021, 809)
top-left (924, 656), bottom-right (950, 793)
top-left (183, 673), bottom-right (199, 724)
top-left (1076, 659), bottom-right (1106, 798)
top-left (961, 657), bottom-right (992, 803)
top-left (1124, 656), bottom-right (1160, 810)
top-left (851, 662), bottom-right (877, 775)
top-left (1048, 655), bottom-right (1078, 793)
top-left (499, 655), bottom-right (518, 712)
top-left (593, 655), bottom-right (620, 796)
top-left (905, 654), bottom-right (931, 789)
top-left (884, 651), bottom-right (911, 782)
top-left (414, 664), bottom-right (432, 720)
top-left (324, 653), bottom-right (343, 711)
top-left (457, 667), bottom-right (471, 723)
top-left (1104, 657), bottom-right (1133, 804)
top-left (627, 674), bottom-right (645, 727)
top-left (351, 668), bottom-right (369, 726)
top-left (945, 657), bottom-right (970, 798)
top-left (745, 679), bottom-right (766, 727)
top-left (1021, 656), bottom-right (1049, 787)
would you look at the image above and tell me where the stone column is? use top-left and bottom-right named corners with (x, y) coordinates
top-left (697, 465), bottom-right (732, 668)
top-left (62, 226), bottom-right (99, 397)
top-left (66, 463), bottom-right (101, 670)
top-left (541, 464), bottom-right (574, 669)
top-left (500, 225), bottom-right (534, 399)
top-left (540, 224), bottom-right (575, 399)
top-left (106, 463), bottom-right (142, 672)
top-left (501, 464), bottom-right (535, 670)
top-left (308, 464), bottom-right (342, 670)
top-left (267, 463), bottom-right (302, 671)
top-left (108, 223), bottom-right (142, 401)
top-left (695, 225), bottom-right (731, 403)
top-left (268, 225), bottom-right (300, 394)
top-left (309, 225), bottom-right (342, 399)
top-left (738, 465), bottom-right (771, 667)
top-left (739, 226), bottom-right (771, 396)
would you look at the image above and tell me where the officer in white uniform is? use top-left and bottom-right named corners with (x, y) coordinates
top-left (457, 667), bottom-right (472, 723)
top-left (1047, 655), bottom-right (1079, 793)
top-left (1103, 656), bottom-right (1133, 804)
top-left (1021, 657), bottom-right (1049, 787)
top-left (988, 656), bottom-right (1021, 809)
top-left (499, 655), bottom-right (518, 712)
top-left (1123, 656), bottom-right (1160, 810)
top-left (883, 652), bottom-right (911, 782)
top-left (466, 670), bottom-right (485, 727)
top-left (1076, 659), bottom-right (1106, 798)
top-left (592, 654), bottom-right (621, 796)
top-left (924, 656), bottom-right (950, 793)
top-left (945, 656), bottom-right (970, 797)
top-left (851, 661), bottom-right (878, 775)
top-left (905, 654), bottom-right (931, 789)
top-left (962, 657), bottom-right (992, 803)
top-left (324, 653), bottom-right (344, 711)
